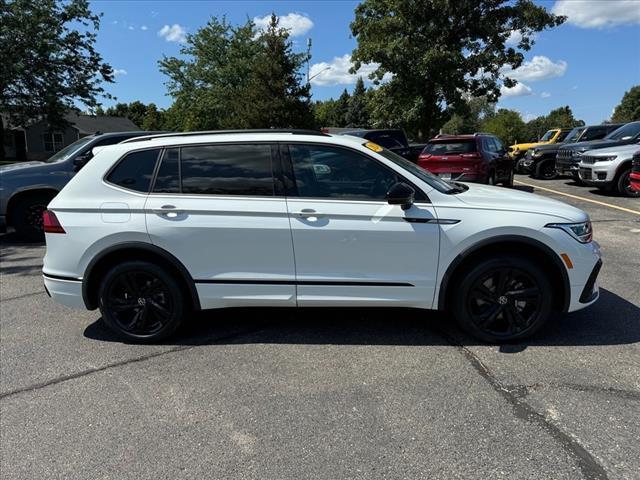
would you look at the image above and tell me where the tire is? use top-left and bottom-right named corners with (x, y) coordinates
top-left (98, 261), bottom-right (186, 343)
top-left (502, 169), bottom-right (514, 187)
top-left (616, 168), bottom-right (640, 198)
top-left (486, 171), bottom-right (496, 185)
top-left (12, 193), bottom-right (53, 241)
top-left (571, 171), bottom-right (584, 185)
top-left (535, 160), bottom-right (558, 180)
top-left (450, 255), bottom-right (553, 343)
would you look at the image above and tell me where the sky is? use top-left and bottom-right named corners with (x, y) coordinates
top-left (90, 0), bottom-right (640, 124)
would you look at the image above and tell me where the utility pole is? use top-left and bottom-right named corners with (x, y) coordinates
top-left (306, 37), bottom-right (312, 85)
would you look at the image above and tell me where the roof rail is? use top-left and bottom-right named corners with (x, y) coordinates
top-left (473, 132), bottom-right (492, 136)
top-left (121, 128), bottom-right (329, 143)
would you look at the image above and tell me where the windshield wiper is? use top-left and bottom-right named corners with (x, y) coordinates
top-left (445, 182), bottom-right (468, 194)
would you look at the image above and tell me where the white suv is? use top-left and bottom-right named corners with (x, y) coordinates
top-left (42, 130), bottom-right (602, 343)
top-left (578, 143), bottom-right (640, 197)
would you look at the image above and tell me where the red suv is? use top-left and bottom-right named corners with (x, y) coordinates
top-left (631, 150), bottom-right (640, 193)
top-left (417, 134), bottom-right (515, 186)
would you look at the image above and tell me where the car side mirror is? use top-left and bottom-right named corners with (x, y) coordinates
top-left (73, 153), bottom-right (91, 172)
top-left (386, 182), bottom-right (415, 211)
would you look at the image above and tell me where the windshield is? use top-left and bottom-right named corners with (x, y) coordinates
top-left (564, 127), bottom-right (585, 143)
top-left (375, 147), bottom-right (459, 194)
top-left (44, 136), bottom-right (94, 163)
top-left (423, 140), bottom-right (476, 155)
top-left (605, 122), bottom-right (640, 141)
top-left (540, 130), bottom-right (557, 142)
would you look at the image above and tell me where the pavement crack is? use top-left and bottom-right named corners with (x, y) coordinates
top-left (1, 290), bottom-right (46, 302)
top-left (0, 325), bottom-right (268, 401)
top-left (437, 329), bottom-right (609, 480)
top-left (554, 383), bottom-right (640, 401)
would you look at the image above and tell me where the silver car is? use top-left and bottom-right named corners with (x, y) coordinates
top-left (0, 131), bottom-right (158, 240)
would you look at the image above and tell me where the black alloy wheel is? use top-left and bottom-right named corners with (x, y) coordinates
top-left (617, 168), bottom-right (640, 198)
top-left (99, 261), bottom-right (185, 342)
top-left (452, 256), bottom-right (553, 342)
top-left (13, 193), bottom-right (53, 241)
top-left (536, 160), bottom-right (558, 180)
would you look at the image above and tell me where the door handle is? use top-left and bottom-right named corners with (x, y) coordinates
top-left (292, 209), bottom-right (324, 218)
top-left (152, 204), bottom-right (183, 216)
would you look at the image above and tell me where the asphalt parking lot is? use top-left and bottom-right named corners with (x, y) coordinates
top-left (1, 174), bottom-right (638, 480)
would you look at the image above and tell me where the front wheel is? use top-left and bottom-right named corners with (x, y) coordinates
top-left (98, 261), bottom-right (185, 343)
top-left (12, 193), bottom-right (54, 241)
top-left (535, 160), bottom-right (558, 180)
top-left (502, 169), bottom-right (514, 187)
top-left (451, 256), bottom-right (553, 342)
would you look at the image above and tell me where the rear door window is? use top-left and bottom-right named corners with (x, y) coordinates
top-left (423, 140), bottom-right (477, 155)
top-left (107, 148), bottom-right (161, 193)
top-left (153, 148), bottom-right (181, 193)
top-left (180, 144), bottom-right (274, 196)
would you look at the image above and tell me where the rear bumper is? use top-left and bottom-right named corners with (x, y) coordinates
top-left (43, 273), bottom-right (86, 309)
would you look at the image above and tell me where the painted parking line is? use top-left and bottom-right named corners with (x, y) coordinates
top-left (515, 180), bottom-right (640, 216)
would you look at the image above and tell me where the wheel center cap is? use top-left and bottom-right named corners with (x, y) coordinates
top-left (498, 296), bottom-right (508, 305)
top-left (137, 297), bottom-right (146, 306)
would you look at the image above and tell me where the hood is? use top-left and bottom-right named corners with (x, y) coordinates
top-left (560, 138), bottom-right (628, 153)
top-left (0, 161), bottom-right (45, 173)
top-left (582, 143), bottom-right (640, 157)
top-left (532, 143), bottom-right (563, 154)
top-left (510, 141), bottom-right (550, 151)
top-left (455, 182), bottom-right (587, 222)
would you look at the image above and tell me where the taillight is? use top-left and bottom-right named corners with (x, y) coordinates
top-left (43, 210), bottom-right (65, 234)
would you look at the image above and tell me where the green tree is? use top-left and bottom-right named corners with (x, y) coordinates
top-left (236, 14), bottom-right (314, 128)
top-left (141, 103), bottom-right (165, 131)
top-left (314, 99), bottom-right (339, 127)
top-left (345, 77), bottom-right (371, 128)
top-left (0, 0), bottom-right (113, 160)
top-left (335, 89), bottom-right (351, 127)
top-left (104, 101), bottom-right (149, 127)
top-left (350, 0), bottom-right (564, 139)
top-left (525, 106), bottom-right (583, 140)
top-left (441, 96), bottom-right (495, 134)
top-left (611, 86), bottom-right (640, 123)
top-left (481, 108), bottom-right (528, 145)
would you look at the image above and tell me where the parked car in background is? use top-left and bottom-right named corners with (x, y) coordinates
top-left (509, 128), bottom-right (572, 171)
top-left (42, 129), bottom-right (601, 343)
top-left (522, 124), bottom-right (624, 179)
top-left (631, 150), bottom-right (640, 193)
top-left (330, 128), bottom-right (426, 163)
top-left (578, 143), bottom-right (640, 197)
top-left (0, 131), bottom-right (164, 240)
top-left (556, 121), bottom-right (640, 181)
top-left (418, 133), bottom-right (514, 186)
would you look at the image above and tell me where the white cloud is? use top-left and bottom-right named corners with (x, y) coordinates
top-left (502, 55), bottom-right (567, 82)
top-left (113, 69), bottom-right (127, 76)
top-left (540, 91), bottom-right (551, 98)
top-left (552, 0), bottom-right (640, 28)
top-left (505, 30), bottom-right (523, 46)
top-left (158, 24), bottom-right (187, 43)
top-left (253, 13), bottom-right (313, 37)
top-left (309, 54), bottom-right (390, 86)
top-left (501, 82), bottom-right (533, 97)
top-left (141, 25), bottom-right (148, 31)
top-left (128, 25), bottom-right (134, 31)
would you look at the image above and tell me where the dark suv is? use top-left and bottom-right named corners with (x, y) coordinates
top-left (332, 128), bottom-right (426, 163)
top-left (556, 121), bottom-right (640, 180)
top-left (0, 130), bottom-right (163, 240)
top-left (522, 124), bottom-right (623, 179)
top-left (417, 134), bottom-right (514, 186)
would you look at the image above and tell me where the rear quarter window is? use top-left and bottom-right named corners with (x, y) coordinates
top-left (106, 149), bottom-right (161, 193)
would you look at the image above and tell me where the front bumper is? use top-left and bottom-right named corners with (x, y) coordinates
top-left (566, 240), bottom-right (602, 312)
top-left (578, 162), bottom-right (615, 187)
top-left (556, 159), bottom-right (580, 175)
top-left (43, 274), bottom-right (85, 309)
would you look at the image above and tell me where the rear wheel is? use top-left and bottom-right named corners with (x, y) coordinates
top-left (535, 160), bottom-right (558, 180)
top-left (98, 261), bottom-right (185, 343)
top-left (451, 256), bottom-right (553, 342)
top-left (12, 193), bottom-right (54, 241)
top-left (616, 168), bottom-right (640, 197)
top-left (486, 171), bottom-right (496, 185)
top-left (502, 169), bottom-right (514, 187)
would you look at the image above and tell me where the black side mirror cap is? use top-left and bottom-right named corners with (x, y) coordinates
top-left (386, 182), bottom-right (415, 210)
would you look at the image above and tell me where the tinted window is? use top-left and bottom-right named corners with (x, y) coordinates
top-left (483, 137), bottom-right (497, 153)
top-left (153, 148), bottom-right (180, 193)
top-left (94, 135), bottom-right (131, 147)
top-left (424, 140), bottom-right (476, 154)
top-left (556, 130), bottom-right (572, 142)
top-left (107, 149), bottom-right (160, 193)
top-left (289, 144), bottom-right (404, 201)
top-left (492, 137), bottom-right (505, 152)
top-left (582, 128), bottom-right (607, 141)
top-left (367, 132), bottom-right (406, 149)
top-left (180, 144), bottom-right (274, 196)
top-left (606, 122), bottom-right (640, 140)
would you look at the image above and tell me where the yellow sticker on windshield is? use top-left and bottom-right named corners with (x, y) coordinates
top-left (364, 141), bottom-right (383, 152)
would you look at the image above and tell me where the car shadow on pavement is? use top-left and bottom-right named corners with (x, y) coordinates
top-left (510, 185), bottom-right (535, 193)
top-left (84, 288), bottom-right (639, 350)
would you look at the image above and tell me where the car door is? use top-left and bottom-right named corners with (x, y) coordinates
top-left (281, 142), bottom-right (440, 308)
top-left (491, 137), bottom-right (512, 180)
top-left (145, 143), bottom-right (296, 309)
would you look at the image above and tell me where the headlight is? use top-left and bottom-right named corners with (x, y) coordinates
top-left (546, 221), bottom-right (593, 243)
top-left (594, 155), bottom-right (617, 162)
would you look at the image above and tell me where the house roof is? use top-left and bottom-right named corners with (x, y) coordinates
top-left (65, 113), bottom-right (140, 135)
